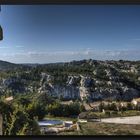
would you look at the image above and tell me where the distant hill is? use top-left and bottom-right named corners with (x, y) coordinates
top-left (0, 60), bottom-right (18, 70)
top-left (0, 60), bottom-right (32, 71)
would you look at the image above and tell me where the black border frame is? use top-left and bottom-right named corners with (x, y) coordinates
top-left (0, 0), bottom-right (140, 140)
top-left (0, 0), bottom-right (140, 4)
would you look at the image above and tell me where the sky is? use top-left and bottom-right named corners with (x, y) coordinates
top-left (0, 5), bottom-right (140, 63)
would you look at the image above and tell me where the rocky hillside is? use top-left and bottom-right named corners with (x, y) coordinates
top-left (0, 59), bottom-right (140, 102)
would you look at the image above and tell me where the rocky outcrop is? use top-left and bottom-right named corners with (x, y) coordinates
top-left (38, 73), bottom-right (140, 101)
top-left (0, 77), bottom-right (26, 93)
top-left (38, 74), bottom-right (97, 100)
top-left (38, 74), bottom-right (80, 99)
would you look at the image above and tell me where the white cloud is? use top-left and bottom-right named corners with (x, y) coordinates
top-left (0, 45), bottom-right (24, 49)
top-left (15, 45), bottom-right (24, 48)
top-left (0, 49), bottom-right (140, 63)
top-left (0, 46), bottom-right (11, 49)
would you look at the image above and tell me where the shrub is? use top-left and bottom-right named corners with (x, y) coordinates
top-left (105, 111), bottom-right (111, 117)
top-left (47, 101), bottom-right (81, 117)
top-left (111, 111), bottom-right (118, 115)
top-left (121, 106), bottom-right (127, 111)
top-left (126, 103), bottom-right (133, 110)
top-left (99, 102), bottom-right (106, 112)
top-left (109, 102), bottom-right (118, 111)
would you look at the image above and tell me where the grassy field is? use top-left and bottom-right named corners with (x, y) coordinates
top-left (44, 111), bottom-right (140, 135)
top-left (79, 110), bottom-right (140, 119)
top-left (58, 122), bottom-right (140, 135)
top-left (45, 110), bottom-right (140, 121)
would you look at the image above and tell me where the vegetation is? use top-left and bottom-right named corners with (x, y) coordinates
top-left (46, 101), bottom-right (85, 117)
top-left (0, 59), bottom-right (140, 135)
top-left (79, 110), bottom-right (140, 120)
top-left (0, 94), bottom-right (84, 135)
top-left (0, 98), bottom-right (42, 135)
top-left (59, 122), bottom-right (140, 135)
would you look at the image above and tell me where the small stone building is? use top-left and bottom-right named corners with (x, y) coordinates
top-left (131, 98), bottom-right (140, 107)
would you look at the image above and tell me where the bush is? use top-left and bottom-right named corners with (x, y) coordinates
top-left (111, 111), bottom-right (118, 115)
top-left (87, 112), bottom-right (98, 119)
top-left (80, 104), bottom-right (86, 112)
top-left (136, 105), bottom-right (140, 111)
top-left (26, 102), bottom-right (46, 120)
top-left (126, 103), bottom-right (133, 110)
top-left (121, 106), bottom-right (127, 111)
top-left (105, 111), bottom-right (111, 117)
top-left (99, 102), bottom-right (106, 112)
top-left (47, 101), bottom-right (81, 117)
top-left (109, 102), bottom-right (118, 111)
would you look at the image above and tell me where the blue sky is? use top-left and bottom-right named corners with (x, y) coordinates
top-left (0, 5), bottom-right (140, 63)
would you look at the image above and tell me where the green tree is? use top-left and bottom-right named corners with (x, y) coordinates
top-left (126, 102), bottom-right (133, 110)
top-left (26, 102), bottom-right (46, 120)
top-left (109, 102), bottom-right (118, 111)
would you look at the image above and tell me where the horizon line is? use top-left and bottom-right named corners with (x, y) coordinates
top-left (0, 58), bottom-right (140, 65)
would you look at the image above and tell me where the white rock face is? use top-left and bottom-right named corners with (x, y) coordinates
top-left (0, 72), bottom-right (139, 102)
top-left (67, 76), bottom-right (80, 86)
top-left (40, 73), bottom-right (53, 85)
top-left (53, 85), bottom-right (80, 99)
top-left (80, 76), bottom-right (94, 87)
top-left (107, 81), bottom-right (112, 86)
top-left (130, 66), bottom-right (138, 73)
top-left (79, 87), bottom-right (89, 100)
top-left (105, 69), bottom-right (111, 76)
top-left (91, 90), bottom-right (102, 99)
top-left (37, 73), bottom-right (140, 101)
top-left (3, 78), bottom-right (17, 86)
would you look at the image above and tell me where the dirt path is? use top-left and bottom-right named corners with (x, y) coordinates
top-left (101, 116), bottom-right (140, 124)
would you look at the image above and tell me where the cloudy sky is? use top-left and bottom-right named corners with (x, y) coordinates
top-left (0, 5), bottom-right (140, 63)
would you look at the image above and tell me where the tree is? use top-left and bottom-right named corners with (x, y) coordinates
top-left (4, 105), bottom-right (30, 135)
top-left (16, 123), bottom-right (29, 135)
top-left (47, 101), bottom-right (82, 117)
top-left (80, 104), bottom-right (86, 112)
top-left (109, 102), bottom-right (118, 111)
top-left (2, 102), bottom-right (41, 135)
top-left (126, 102), bottom-right (133, 110)
top-left (17, 97), bottom-right (31, 107)
top-left (26, 102), bottom-right (46, 120)
top-left (99, 102), bottom-right (106, 112)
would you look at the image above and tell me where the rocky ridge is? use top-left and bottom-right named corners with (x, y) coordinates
top-left (0, 59), bottom-right (140, 101)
